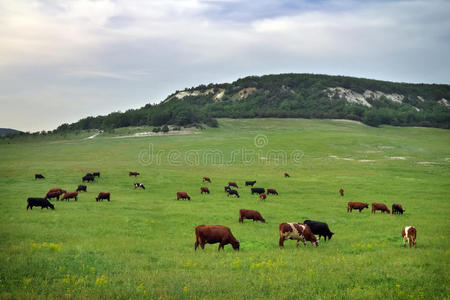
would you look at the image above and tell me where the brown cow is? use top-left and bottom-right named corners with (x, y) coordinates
top-left (347, 202), bottom-right (369, 212)
top-left (61, 192), bottom-right (78, 202)
top-left (284, 172), bottom-right (290, 178)
top-left (260, 193), bottom-right (267, 201)
top-left (195, 225), bottom-right (240, 251)
top-left (239, 209), bottom-right (265, 223)
top-left (129, 171), bottom-right (140, 177)
top-left (392, 204), bottom-right (405, 214)
top-left (177, 192), bottom-right (191, 200)
top-left (202, 177), bottom-right (211, 183)
top-left (96, 192), bottom-right (110, 202)
top-left (339, 188), bottom-right (344, 196)
top-left (279, 222), bottom-right (318, 248)
top-left (267, 188), bottom-right (278, 195)
top-left (228, 182), bottom-right (238, 188)
top-left (45, 191), bottom-right (62, 201)
top-left (48, 188), bottom-right (67, 194)
top-left (402, 226), bottom-right (417, 248)
top-left (372, 203), bottom-right (390, 214)
top-left (200, 187), bottom-right (210, 194)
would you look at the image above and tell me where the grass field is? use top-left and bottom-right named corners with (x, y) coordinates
top-left (1, 118), bottom-right (449, 299)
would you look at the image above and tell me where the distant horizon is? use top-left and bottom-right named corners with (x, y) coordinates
top-left (1, 0), bottom-right (449, 131)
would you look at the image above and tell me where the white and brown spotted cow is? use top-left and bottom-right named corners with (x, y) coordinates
top-left (279, 222), bottom-right (318, 248)
top-left (402, 226), bottom-right (417, 248)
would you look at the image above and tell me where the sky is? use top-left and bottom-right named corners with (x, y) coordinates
top-left (1, 0), bottom-right (449, 132)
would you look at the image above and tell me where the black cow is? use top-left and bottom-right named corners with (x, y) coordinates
top-left (34, 174), bottom-right (45, 180)
top-left (134, 183), bottom-right (145, 190)
top-left (251, 187), bottom-right (265, 195)
top-left (76, 185), bottom-right (87, 192)
top-left (27, 198), bottom-right (54, 210)
top-left (93, 172), bottom-right (100, 177)
top-left (82, 174), bottom-right (95, 182)
top-left (245, 181), bottom-right (256, 186)
top-left (303, 220), bottom-right (334, 241)
top-left (227, 189), bottom-right (240, 198)
top-left (224, 186), bottom-right (231, 193)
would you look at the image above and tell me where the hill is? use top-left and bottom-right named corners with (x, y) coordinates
top-left (56, 73), bottom-right (450, 132)
top-left (0, 128), bottom-right (22, 137)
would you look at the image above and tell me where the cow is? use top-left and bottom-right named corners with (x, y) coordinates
top-left (303, 220), bottom-right (334, 241)
top-left (227, 189), bottom-right (240, 198)
top-left (228, 182), bottom-right (238, 188)
top-left (96, 192), bottom-right (110, 202)
top-left (34, 174), bottom-right (45, 180)
top-left (82, 174), bottom-right (94, 182)
top-left (48, 188), bottom-right (67, 195)
top-left (279, 222), bottom-right (318, 248)
top-left (347, 202), bottom-right (369, 213)
top-left (239, 209), bottom-right (265, 223)
top-left (27, 198), bottom-right (54, 210)
top-left (202, 177), bottom-right (211, 183)
top-left (45, 191), bottom-right (62, 201)
top-left (245, 181), bottom-right (256, 186)
top-left (129, 171), bottom-right (140, 177)
top-left (251, 187), bottom-right (265, 195)
top-left (224, 186), bottom-right (231, 193)
top-left (134, 183), bottom-right (145, 190)
top-left (61, 192), bottom-right (78, 202)
top-left (392, 204), bottom-right (405, 215)
top-left (177, 192), bottom-right (191, 200)
top-left (76, 185), bottom-right (87, 192)
top-left (402, 226), bottom-right (417, 248)
top-left (194, 225), bottom-right (240, 251)
top-left (339, 188), bottom-right (344, 196)
top-left (284, 172), bottom-right (290, 178)
top-left (259, 193), bottom-right (267, 201)
top-left (372, 203), bottom-right (390, 214)
top-left (85, 173), bottom-right (93, 177)
top-left (93, 172), bottom-right (100, 177)
top-left (267, 188), bottom-right (278, 195)
top-left (200, 187), bottom-right (210, 194)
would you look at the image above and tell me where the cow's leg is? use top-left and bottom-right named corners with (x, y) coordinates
top-left (27, 205), bottom-right (31, 210)
top-left (279, 236), bottom-right (285, 248)
top-left (195, 240), bottom-right (199, 250)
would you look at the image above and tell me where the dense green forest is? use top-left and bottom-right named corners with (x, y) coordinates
top-left (8, 74), bottom-right (450, 138)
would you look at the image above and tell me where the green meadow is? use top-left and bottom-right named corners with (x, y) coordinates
top-left (0, 118), bottom-right (449, 299)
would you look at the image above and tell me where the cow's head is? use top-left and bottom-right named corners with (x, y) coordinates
top-left (364, 203), bottom-right (369, 208)
top-left (328, 232), bottom-right (335, 240)
top-left (49, 203), bottom-right (55, 210)
top-left (232, 240), bottom-right (240, 251)
top-left (387, 209), bottom-right (391, 214)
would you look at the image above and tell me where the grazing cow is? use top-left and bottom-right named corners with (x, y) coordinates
top-left (371, 203), bottom-right (390, 214)
top-left (227, 189), bottom-right (240, 198)
top-left (202, 177), bottom-right (211, 183)
top-left (347, 202), bottom-right (369, 213)
top-left (27, 198), bottom-right (54, 210)
top-left (82, 174), bottom-right (95, 182)
top-left (195, 225), bottom-right (240, 251)
top-left (251, 187), bottom-right (265, 195)
top-left (93, 172), bottom-right (100, 177)
top-left (392, 204), bottom-right (405, 215)
top-left (402, 226), bottom-right (417, 248)
top-left (76, 185), bottom-right (87, 192)
top-left (177, 192), bottom-right (191, 200)
top-left (339, 188), bottom-right (344, 196)
top-left (34, 174), bottom-right (45, 180)
top-left (45, 191), bottom-right (62, 201)
top-left (239, 209), bottom-right (265, 223)
top-left (267, 188), bottom-right (278, 195)
top-left (134, 183), bottom-right (145, 190)
top-left (259, 193), bottom-right (267, 201)
top-left (224, 186), bottom-right (231, 193)
top-left (279, 222), bottom-right (318, 248)
top-left (303, 220), bottom-right (334, 241)
top-left (129, 171), bottom-right (140, 177)
top-left (245, 181), bottom-right (256, 186)
top-left (96, 192), bottom-right (110, 202)
top-left (228, 182), bottom-right (238, 188)
top-left (284, 172), bottom-right (290, 178)
top-left (61, 192), bottom-right (78, 202)
top-left (48, 188), bottom-right (67, 194)
top-left (200, 187), bottom-right (210, 194)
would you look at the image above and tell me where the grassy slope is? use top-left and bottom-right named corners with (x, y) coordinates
top-left (0, 118), bottom-right (449, 299)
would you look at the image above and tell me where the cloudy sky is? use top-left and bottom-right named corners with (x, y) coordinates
top-left (1, 0), bottom-right (449, 131)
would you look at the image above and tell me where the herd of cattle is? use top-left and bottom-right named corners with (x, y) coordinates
top-left (31, 171), bottom-right (417, 250)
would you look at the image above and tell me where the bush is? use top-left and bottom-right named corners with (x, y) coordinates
top-left (162, 125), bottom-right (169, 133)
top-left (152, 127), bottom-right (161, 133)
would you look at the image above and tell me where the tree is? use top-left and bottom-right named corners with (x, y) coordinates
top-left (162, 125), bottom-right (169, 133)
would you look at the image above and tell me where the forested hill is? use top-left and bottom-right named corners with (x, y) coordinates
top-left (57, 73), bottom-right (450, 131)
top-left (0, 128), bottom-right (22, 137)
